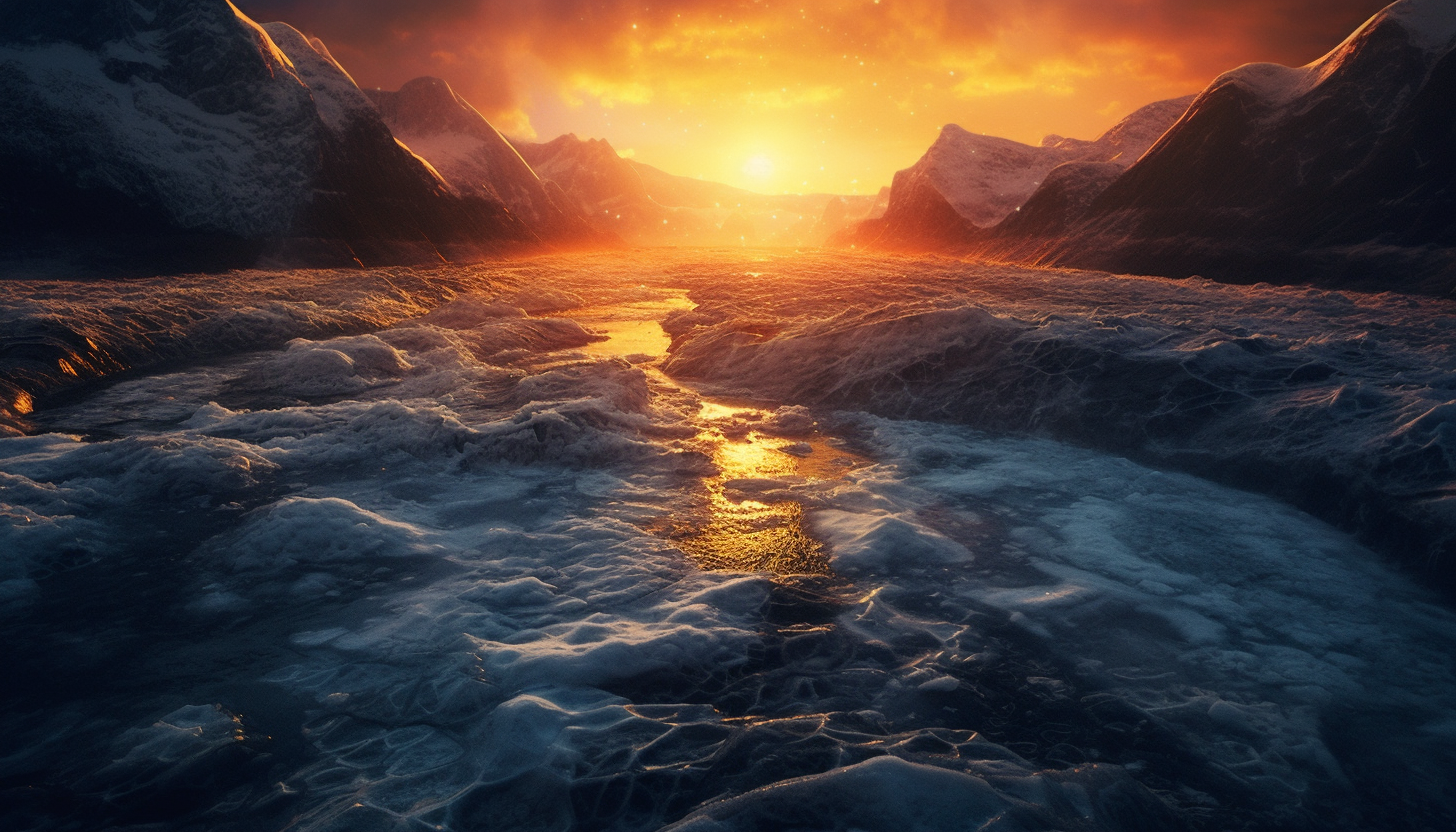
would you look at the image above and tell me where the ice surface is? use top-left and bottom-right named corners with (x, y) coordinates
top-left (661, 254), bottom-right (1456, 591)
top-left (813, 510), bottom-right (973, 570)
top-left (3, 250), bottom-right (1456, 832)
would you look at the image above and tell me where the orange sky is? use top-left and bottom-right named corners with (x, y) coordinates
top-left (237, 0), bottom-right (1391, 194)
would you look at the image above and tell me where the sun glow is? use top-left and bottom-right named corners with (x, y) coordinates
top-left (742, 154), bottom-right (774, 180)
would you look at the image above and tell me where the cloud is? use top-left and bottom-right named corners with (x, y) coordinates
top-left (236, 0), bottom-right (1390, 101)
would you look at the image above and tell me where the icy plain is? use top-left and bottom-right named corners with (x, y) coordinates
top-left (2, 251), bottom-right (1455, 832)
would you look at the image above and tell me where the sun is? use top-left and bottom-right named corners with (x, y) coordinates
top-left (742, 154), bottom-right (774, 180)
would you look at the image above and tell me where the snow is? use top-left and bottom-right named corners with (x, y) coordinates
top-left (881, 95), bottom-right (1193, 230)
top-left (662, 256), bottom-right (1456, 586)
top-left (3, 250), bottom-right (1456, 831)
top-left (665, 756), bottom-right (1035, 832)
top-left (368, 77), bottom-right (561, 224)
top-left (1214, 0), bottom-right (1455, 109)
top-left (1386, 0), bottom-right (1456, 50)
top-left (208, 496), bottom-right (441, 572)
top-left (812, 509), bottom-right (973, 570)
top-left (0, 38), bottom-right (315, 236)
top-left (260, 23), bottom-right (377, 135)
top-left (0, 2), bottom-right (335, 237)
top-left (1, 1), bottom-right (527, 255)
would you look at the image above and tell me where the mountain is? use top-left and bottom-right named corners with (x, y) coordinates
top-left (0, 0), bottom-right (535, 272)
top-left (845, 96), bottom-right (1193, 250)
top-left (365, 77), bottom-right (605, 247)
top-left (814, 188), bottom-right (890, 243)
top-left (985, 0), bottom-right (1456, 291)
top-left (513, 134), bottom-right (878, 246)
top-left (513, 134), bottom-right (670, 239)
top-left (630, 160), bottom-right (880, 246)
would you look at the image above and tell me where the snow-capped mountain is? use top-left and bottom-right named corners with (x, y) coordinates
top-left (365, 77), bottom-right (604, 246)
top-left (0, 0), bottom-right (533, 271)
top-left (992, 0), bottom-right (1456, 291)
top-left (513, 134), bottom-right (669, 235)
top-left (847, 96), bottom-right (1192, 249)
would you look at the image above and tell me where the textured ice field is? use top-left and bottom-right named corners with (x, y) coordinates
top-left (3, 251), bottom-right (1456, 831)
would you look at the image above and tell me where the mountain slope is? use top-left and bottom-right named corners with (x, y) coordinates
top-left (0, 0), bottom-right (533, 271)
top-left (987, 0), bottom-right (1456, 291)
top-left (848, 96), bottom-right (1192, 249)
top-left (366, 77), bottom-right (604, 246)
top-left (514, 134), bottom-right (667, 232)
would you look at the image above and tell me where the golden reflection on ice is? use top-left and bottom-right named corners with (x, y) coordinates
top-left (571, 296), bottom-right (695, 360)
top-left (552, 289), bottom-right (864, 576)
top-left (678, 402), bottom-right (838, 576)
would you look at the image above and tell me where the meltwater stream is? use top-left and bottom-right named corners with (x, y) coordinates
top-left (562, 292), bottom-right (858, 576)
top-left (3, 254), bottom-right (1456, 832)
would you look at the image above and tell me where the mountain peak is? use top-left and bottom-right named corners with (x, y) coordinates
top-left (1371, 0), bottom-right (1456, 52)
top-left (369, 76), bottom-right (496, 138)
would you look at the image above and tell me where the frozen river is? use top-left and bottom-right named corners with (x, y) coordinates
top-left (3, 251), bottom-right (1456, 831)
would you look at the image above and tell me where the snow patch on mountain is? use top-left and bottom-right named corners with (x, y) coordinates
top-left (850, 95), bottom-right (1192, 248)
top-left (1368, 0), bottom-right (1456, 52)
top-left (260, 22), bottom-right (379, 139)
top-left (0, 3), bottom-right (319, 237)
top-left (979, 0), bottom-right (1456, 290)
top-left (367, 76), bottom-right (588, 237)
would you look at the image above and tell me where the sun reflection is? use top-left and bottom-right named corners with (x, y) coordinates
top-left (572, 296), bottom-right (695, 359)
top-left (551, 288), bottom-right (867, 576)
top-left (676, 401), bottom-right (867, 576)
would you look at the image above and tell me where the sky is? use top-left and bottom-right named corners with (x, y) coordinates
top-left (235, 0), bottom-right (1392, 195)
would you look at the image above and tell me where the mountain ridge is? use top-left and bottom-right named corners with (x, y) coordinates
top-left (843, 95), bottom-right (1194, 250)
top-left (848, 0), bottom-right (1456, 294)
top-left (365, 76), bottom-right (608, 248)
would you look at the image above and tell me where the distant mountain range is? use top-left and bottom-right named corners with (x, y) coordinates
top-left (845, 0), bottom-right (1456, 294)
top-left (513, 134), bottom-right (882, 247)
top-left (840, 96), bottom-right (1194, 250)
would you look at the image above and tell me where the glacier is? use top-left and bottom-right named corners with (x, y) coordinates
top-left (3, 251), bottom-right (1456, 832)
